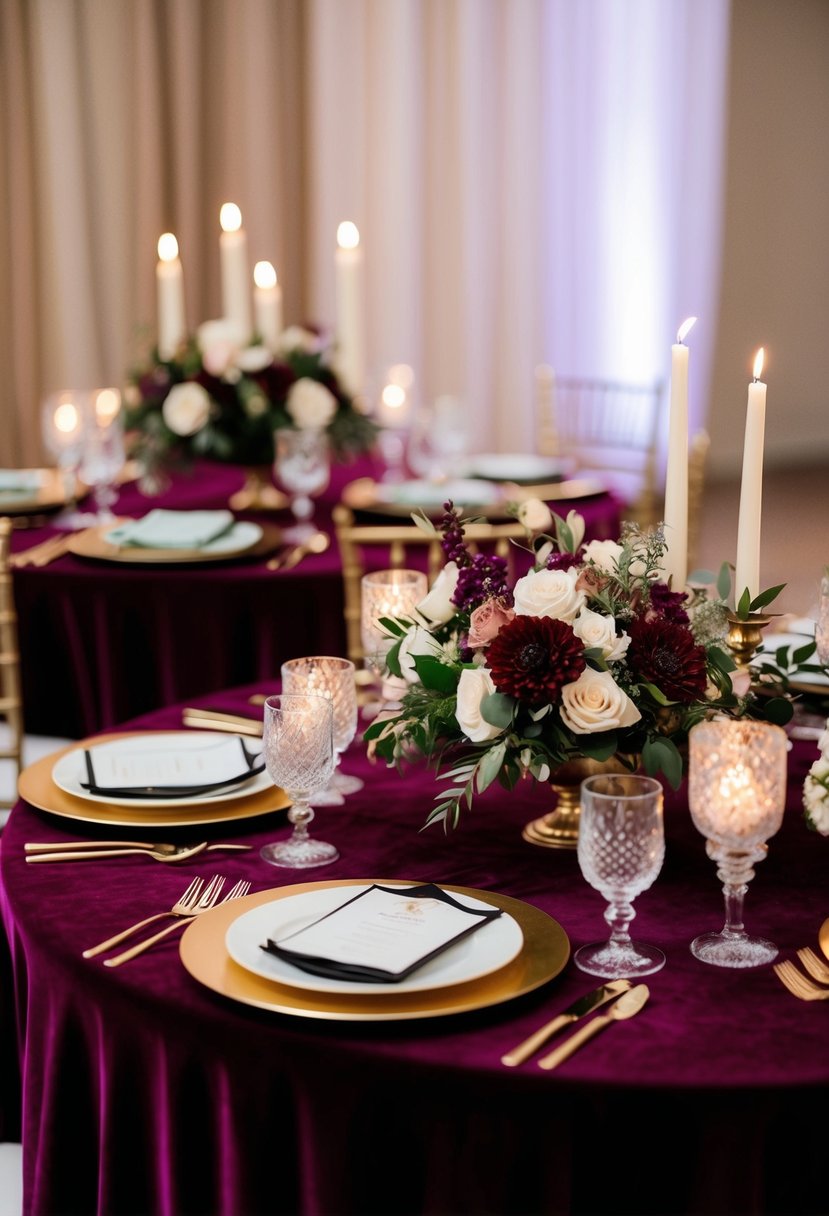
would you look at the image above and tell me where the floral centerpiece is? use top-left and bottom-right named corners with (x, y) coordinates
top-left (125, 321), bottom-right (378, 475)
top-left (366, 498), bottom-right (798, 831)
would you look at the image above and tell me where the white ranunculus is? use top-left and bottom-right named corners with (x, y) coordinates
top-left (513, 567), bottom-right (585, 623)
top-left (517, 497), bottom-right (553, 533)
top-left (417, 561), bottom-right (460, 624)
top-left (235, 344), bottom-right (274, 374)
top-left (161, 382), bottom-right (211, 437)
top-left (197, 318), bottom-right (247, 376)
top-left (582, 538), bottom-right (623, 574)
top-left (455, 666), bottom-right (504, 743)
top-left (398, 625), bottom-right (443, 685)
top-left (559, 669), bottom-right (642, 734)
top-left (285, 378), bottom-right (338, 430)
top-left (573, 608), bottom-right (631, 662)
top-left (804, 756), bottom-right (829, 833)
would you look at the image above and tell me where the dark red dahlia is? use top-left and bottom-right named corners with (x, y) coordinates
top-left (486, 616), bottom-right (585, 706)
top-left (648, 581), bottom-right (690, 624)
top-left (626, 617), bottom-right (707, 703)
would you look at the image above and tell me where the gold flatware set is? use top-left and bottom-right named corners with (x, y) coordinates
top-left (181, 707), bottom-right (264, 736)
top-left (10, 533), bottom-right (74, 568)
top-left (83, 874), bottom-right (251, 967)
top-left (25, 839), bottom-right (253, 864)
top-left (501, 979), bottom-right (649, 1071)
top-left (774, 918), bottom-right (829, 1000)
top-left (266, 529), bottom-right (330, 571)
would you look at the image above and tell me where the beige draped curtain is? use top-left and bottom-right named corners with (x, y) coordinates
top-left (0, 0), bottom-right (730, 468)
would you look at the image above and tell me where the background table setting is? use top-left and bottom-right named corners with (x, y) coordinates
top-left (2, 678), bottom-right (829, 1216)
top-left (6, 456), bottom-right (622, 739)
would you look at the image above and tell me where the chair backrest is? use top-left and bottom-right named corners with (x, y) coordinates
top-left (537, 375), bottom-right (664, 527)
top-left (0, 519), bottom-right (23, 811)
top-left (332, 504), bottom-right (526, 664)
top-left (687, 428), bottom-right (710, 576)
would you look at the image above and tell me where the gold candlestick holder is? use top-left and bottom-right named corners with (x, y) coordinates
top-left (726, 612), bottom-right (773, 673)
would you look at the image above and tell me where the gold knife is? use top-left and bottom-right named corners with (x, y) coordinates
top-left (501, 979), bottom-right (631, 1066)
top-left (537, 983), bottom-right (650, 1071)
top-left (181, 708), bottom-right (264, 737)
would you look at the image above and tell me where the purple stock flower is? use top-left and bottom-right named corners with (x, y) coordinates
top-left (453, 553), bottom-right (511, 613)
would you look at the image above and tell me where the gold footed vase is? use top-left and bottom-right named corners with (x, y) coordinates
top-left (229, 466), bottom-right (288, 512)
top-left (522, 754), bottom-right (639, 850)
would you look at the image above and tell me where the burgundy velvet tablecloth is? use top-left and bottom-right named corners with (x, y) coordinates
top-left (1, 688), bottom-right (828, 1216)
top-left (11, 461), bottom-right (622, 739)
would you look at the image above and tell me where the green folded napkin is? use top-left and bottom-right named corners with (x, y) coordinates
top-left (106, 509), bottom-right (236, 549)
top-left (0, 470), bottom-right (44, 494)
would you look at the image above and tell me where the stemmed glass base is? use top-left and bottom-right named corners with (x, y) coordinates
top-left (575, 940), bottom-right (665, 979)
top-left (260, 802), bottom-right (339, 869)
top-left (691, 930), bottom-right (777, 969)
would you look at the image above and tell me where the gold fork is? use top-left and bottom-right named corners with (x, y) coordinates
top-left (103, 878), bottom-right (252, 967)
top-left (773, 959), bottom-right (829, 1001)
top-left (83, 875), bottom-right (210, 959)
top-left (796, 947), bottom-right (829, 984)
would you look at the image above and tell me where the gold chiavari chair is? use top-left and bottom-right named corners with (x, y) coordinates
top-left (332, 504), bottom-right (526, 665)
top-left (537, 374), bottom-right (664, 529)
top-left (0, 519), bottom-right (23, 814)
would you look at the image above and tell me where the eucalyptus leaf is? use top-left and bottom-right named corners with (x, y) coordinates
top-left (717, 561), bottom-right (732, 601)
top-left (793, 641), bottom-right (817, 664)
top-left (736, 587), bottom-right (752, 617)
top-left (476, 742), bottom-right (507, 792)
top-left (749, 583), bottom-right (786, 612)
top-left (480, 692), bottom-right (516, 729)
top-left (577, 732), bottom-right (618, 761)
top-left (762, 696), bottom-right (794, 725)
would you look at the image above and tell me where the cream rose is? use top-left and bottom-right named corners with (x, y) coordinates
top-left (397, 625), bottom-right (443, 685)
top-left (573, 608), bottom-right (630, 662)
top-left (278, 325), bottom-right (324, 355)
top-left (197, 318), bottom-right (246, 376)
top-left (513, 568), bottom-right (585, 623)
top-left (161, 382), bottom-right (211, 437)
top-left (455, 666), bottom-right (505, 743)
top-left (235, 344), bottom-right (274, 374)
top-left (286, 378), bottom-right (338, 430)
top-left (417, 562), bottom-right (459, 624)
top-left (517, 497), bottom-right (553, 533)
top-left (582, 538), bottom-right (623, 574)
top-left (559, 669), bottom-right (642, 734)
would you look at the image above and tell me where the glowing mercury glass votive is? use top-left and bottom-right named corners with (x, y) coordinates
top-left (688, 719), bottom-right (788, 968)
top-left (360, 569), bottom-right (428, 674)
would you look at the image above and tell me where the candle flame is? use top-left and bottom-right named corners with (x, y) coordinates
top-left (220, 203), bottom-right (242, 233)
top-left (54, 402), bottom-right (79, 434)
top-left (95, 388), bottom-right (120, 423)
top-left (381, 384), bottom-right (406, 409)
top-left (337, 221), bottom-right (360, 250)
top-left (253, 260), bottom-right (277, 290)
top-left (677, 316), bottom-right (697, 344)
top-left (157, 232), bottom-right (179, 262)
top-left (753, 347), bottom-right (765, 380)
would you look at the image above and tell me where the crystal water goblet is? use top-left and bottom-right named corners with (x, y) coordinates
top-left (274, 428), bottom-right (330, 543)
top-left (360, 568), bottom-right (428, 712)
top-left (281, 656), bottom-right (363, 805)
top-left (575, 773), bottom-right (666, 978)
top-left (259, 693), bottom-right (338, 868)
top-left (40, 391), bottom-right (88, 528)
top-left (77, 388), bottom-right (125, 522)
top-left (688, 719), bottom-right (787, 967)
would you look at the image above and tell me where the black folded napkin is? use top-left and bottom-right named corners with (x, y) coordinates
top-left (261, 883), bottom-right (503, 984)
top-left (80, 735), bottom-right (264, 798)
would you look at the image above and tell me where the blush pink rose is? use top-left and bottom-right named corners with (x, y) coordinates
top-left (467, 598), bottom-right (515, 649)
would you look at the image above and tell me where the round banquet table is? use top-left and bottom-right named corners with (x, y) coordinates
top-left (2, 688), bottom-right (829, 1216)
top-left (9, 459), bottom-right (622, 739)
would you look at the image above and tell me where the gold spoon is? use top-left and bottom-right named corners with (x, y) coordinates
top-left (266, 530), bottom-right (330, 571)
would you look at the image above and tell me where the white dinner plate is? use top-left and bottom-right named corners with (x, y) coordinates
top-left (101, 519), bottom-right (263, 556)
top-left (464, 453), bottom-right (567, 483)
top-left (51, 731), bottom-right (269, 808)
top-left (386, 479), bottom-right (501, 508)
top-left (225, 883), bottom-right (524, 996)
top-left (757, 630), bottom-right (829, 691)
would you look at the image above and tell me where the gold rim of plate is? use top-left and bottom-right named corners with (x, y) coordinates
top-left (340, 476), bottom-right (605, 520)
top-left (66, 520), bottom-right (282, 564)
top-left (17, 731), bottom-right (290, 827)
top-left (0, 468), bottom-right (75, 515)
top-left (179, 880), bottom-right (570, 1021)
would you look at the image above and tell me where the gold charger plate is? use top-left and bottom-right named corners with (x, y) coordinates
top-left (0, 468), bottom-right (75, 515)
top-left (180, 879), bottom-right (569, 1021)
top-left (341, 476), bottom-right (606, 520)
top-left (17, 731), bottom-right (290, 827)
top-left (66, 520), bottom-right (282, 565)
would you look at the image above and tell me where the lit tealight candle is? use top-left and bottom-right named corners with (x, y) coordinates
top-left (734, 348), bottom-right (767, 605)
top-left (253, 260), bottom-right (283, 353)
top-left (156, 233), bottom-right (186, 360)
top-left (663, 316), bottom-right (697, 590)
top-left (219, 203), bottom-right (252, 340)
top-left (335, 221), bottom-right (365, 398)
